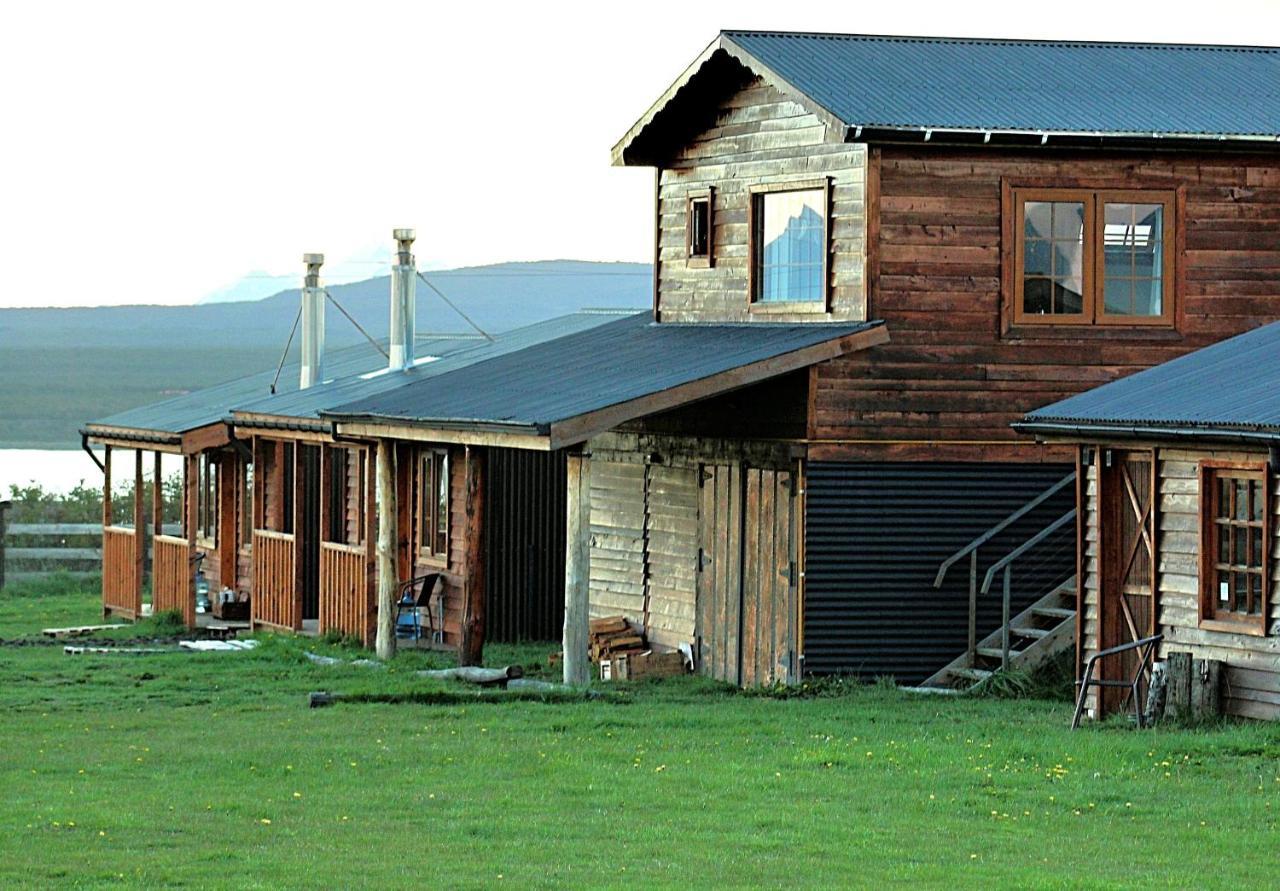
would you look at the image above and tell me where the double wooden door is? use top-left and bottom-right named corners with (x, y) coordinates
top-left (697, 464), bottom-right (797, 686)
top-left (1098, 449), bottom-right (1157, 715)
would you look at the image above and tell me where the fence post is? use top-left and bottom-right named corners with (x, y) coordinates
top-left (0, 500), bottom-right (10, 591)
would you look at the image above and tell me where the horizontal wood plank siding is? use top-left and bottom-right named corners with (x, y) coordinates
top-left (644, 464), bottom-right (699, 650)
top-left (813, 148), bottom-right (1280, 451)
top-left (1081, 445), bottom-right (1280, 720)
top-left (657, 77), bottom-right (867, 323)
top-left (587, 460), bottom-right (648, 627)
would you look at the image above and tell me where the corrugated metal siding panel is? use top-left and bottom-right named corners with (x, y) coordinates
top-left (484, 448), bottom-right (565, 643)
top-left (588, 460), bottom-right (647, 625)
top-left (645, 464), bottom-right (699, 649)
top-left (725, 32), bottom-right (1280, 138)
top-left (804, 462), bottom-right (1075, 683)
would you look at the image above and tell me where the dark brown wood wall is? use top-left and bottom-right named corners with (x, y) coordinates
top-left (812, 147), bottom-right (1280, 459)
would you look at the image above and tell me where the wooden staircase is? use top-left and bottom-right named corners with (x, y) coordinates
top-left (920, 576), bottom-right (1076, 690)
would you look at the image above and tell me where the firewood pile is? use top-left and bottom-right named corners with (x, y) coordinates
top-left (589, 616), bottom-right (646, 663)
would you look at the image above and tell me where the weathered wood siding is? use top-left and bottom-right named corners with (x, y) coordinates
top-left (813, 148), bottom-right (1280, 453)
top-left (587, 459), bottom-right (648, 627)
top-left (657, 77), bottom-right (867, 323)
top-left (1081, 445), bottom-right (1280, 720)
top-left (644, 464), bottom-right (699, 649)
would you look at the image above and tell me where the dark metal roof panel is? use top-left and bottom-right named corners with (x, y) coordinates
top-left (725, 31), bottom-right (1280, 138)
top-left (1023, 321), bottom-right (1280, 434)
top-left (326, 315), bottom-right (881, 432)
top-left (230, 311), bottom-right (630, 422)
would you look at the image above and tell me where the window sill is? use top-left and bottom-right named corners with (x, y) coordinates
top-left (748, 301), bottom-right (830, 316)
top-left (1003, 324), bottom-right (1184, 343)
top-left (686, 256), bottom-right (712, 269)
top-left (417, 554), bottom-right (448, 569)
top-left (1199, 617), bottom-right (1267, 638)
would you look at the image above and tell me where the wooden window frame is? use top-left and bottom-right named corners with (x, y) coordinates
top-left (418, 448), bottom-right (450, 565)
top-left (1198, 460), bottom-right (1270, 636)
top-left (196, 452), bottom-right (218, 548)
top-left (324, 446), bottom-right (368, 547)
top-left (686, 187), bottom-right (714, 269)
top-left (1009, 186), bottom-right (1177, 329)
top-left (747, 177), bottom-right (832, 314)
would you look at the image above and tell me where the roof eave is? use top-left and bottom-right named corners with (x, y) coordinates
top-left (611, 32), bottom-right (850, 167)
top-left (1014, 418), bottom-right (1280, 447)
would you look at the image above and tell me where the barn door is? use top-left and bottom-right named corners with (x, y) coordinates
top-left (697, 464), bottom-right (797, 686)
top-left (1099, 449), bottom-right (1157, 716)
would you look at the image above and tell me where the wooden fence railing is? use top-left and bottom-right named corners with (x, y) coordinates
top-left (102, 525), bottom-right (141, 619)
top-left (252, 530), bottom-right (299, 631)
top-left (320, 542), bottom-right (372, 644)
top-left (0, 521), bottom-right (181, 589)
top-left (152, 534), bottom-right (195, 627)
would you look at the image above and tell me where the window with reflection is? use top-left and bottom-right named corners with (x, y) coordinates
top-left (1200, 463), bottom-right (1269, 633)
top-left (752, 186), bottom-right (827, 304)
top-left (1013, 188), bottom-right (1174, 326)
top-left (419, 449), bottom-right (449, 562)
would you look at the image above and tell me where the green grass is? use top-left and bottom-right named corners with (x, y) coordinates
top-left (2, 582), bottom-right (1279, 888)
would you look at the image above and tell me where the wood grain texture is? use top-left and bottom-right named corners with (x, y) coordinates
top-left (812, 147), bottom-right (1280, 454)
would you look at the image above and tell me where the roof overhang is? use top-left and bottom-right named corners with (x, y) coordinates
top-left (330, 321), bottom-right (888, 451)
top-left (612, 33), bottom-right (850, 167)
top-left (1015, 418), bottom-right (1280, 449)
top-left (82, 422), bottom-right (229, 455)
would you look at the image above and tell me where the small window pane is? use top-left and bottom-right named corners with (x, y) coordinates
top-left (1218, 571), bottom-right (1231, 604)
top-left (1235, 526), bottom-right (1247, 566)
top-left (1023, 279), bottom-right (1052, 315)
top-left (756, 189), bottom-right (825, 303)
top-left (689, 199), bottom-right (710, 258)
top-left (1235, 480), bottom-right (1250, 520)
top-left (1249, 573), bottom-right (1263, 614)
top-left (435, 454), bottom-right (449, 556)
top-left (1218, 525), bottom-right (1231, 565)
top-left (1251, 481), bottom-right (1264, 521)
top-left (1024, 239), bottom-right (1052, 276)
top-left (1055, 280), bottom-right (1084, 315)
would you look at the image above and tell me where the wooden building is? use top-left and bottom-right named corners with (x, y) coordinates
top-left (326, 32), bottom-right (1280, 687)
top-left (1018, 321), bottom-right (1280, 721)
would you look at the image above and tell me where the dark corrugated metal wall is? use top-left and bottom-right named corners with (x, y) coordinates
top-left (484, 449), bottom-right (566, 643)
top-left (804, 462), bottom-right (1075, 683)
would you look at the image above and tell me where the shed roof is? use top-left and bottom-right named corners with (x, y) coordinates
top-left (84, 311), bottom-right (633, 443)
top-left (1018, 321), bottom-right (1280, 443)
top-left (324, 314), bottom-right (887, 449)
top-left (615, 31), bottom-right (1280, 163)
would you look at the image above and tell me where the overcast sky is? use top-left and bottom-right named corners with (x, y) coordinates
top-left (2, 0), bottom-right (1277, 307)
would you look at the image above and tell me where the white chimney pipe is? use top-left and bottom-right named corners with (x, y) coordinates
top-left (300, 253), bottom-right (325, 389)
top-left (389, 229), bottom-right (416, 371)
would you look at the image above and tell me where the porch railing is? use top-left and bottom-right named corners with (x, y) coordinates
top-left (319, 541), bottom-right (372, 644)
top-left (152, 534), bottom-right (195, 627)
top-left (252, 530), bottom-right (299, 631)
top-left (102, 525), bottom-right (141, 619)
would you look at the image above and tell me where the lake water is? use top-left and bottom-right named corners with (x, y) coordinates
top-left (0, 449), bottom-right (185, 495)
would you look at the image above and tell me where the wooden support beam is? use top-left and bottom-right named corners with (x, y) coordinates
top-left (459, 446), bottom-right (487, 666)
top-left (218, 453), bottom-right (236, 590)
top-left (292, 444), bottom-right (305, 630)
top-left (364, 445), bottom-right (378, 647)
top-left (563, 451), bottom-right (591, 686)
top-left (103, 445), bottom-right (112, 527)
top-left (152, 452), bottom-right (164, 534)
top-left (184, 453), bottom-right (198, 615)
top-left (375, 439), bottom-right (397, 660)
top-left (133, 450), bottom-right (144, 607)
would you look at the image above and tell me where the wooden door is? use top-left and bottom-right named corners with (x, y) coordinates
top-left (697, 464), bottom-right (797, 686)
top-left (1099, 449), bottom-right (1157, 715)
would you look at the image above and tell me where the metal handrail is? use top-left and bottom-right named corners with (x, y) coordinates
top-left (932, 471), bottom-right (1075, 589)
top-left (1071, 634), bottom-right (1164, 729)
top-left (978, 508), bottom-right (1077, 669)
top-left (980, 509), bottom-right (1077, 595)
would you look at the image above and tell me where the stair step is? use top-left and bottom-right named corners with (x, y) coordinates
top-left (977, 647), bottom-right (1023, 661)
top-left (1010, 626), bottom-right (1051, 639)
top-left (1032, 606), bottom-right (1075, 619)
top-left (949, 667), bottom-right (993, 681)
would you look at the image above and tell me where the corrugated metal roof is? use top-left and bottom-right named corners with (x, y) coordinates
top-left (86, 311), bottom-right (634, 437)
top-left (723, 31), bottom-right (1280, 139)
top-left (230, 311), bottom-right (630, 423)
top-left (1021, 321), bottom-right (1280, 437)
top-left (324, 314), bottom-right (883, 444)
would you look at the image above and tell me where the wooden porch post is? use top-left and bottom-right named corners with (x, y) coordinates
top-left (218, 454), bottom-right (236, 589)
top-left (133, 450), bottom-right (145, 608)
top-left (101, 445), bottom-right (111, 618)
top-left (563, 450), bottom-right (591, 686)
top-left (375, 439), bottom-right (397, 660)
top-left (152, 452), bottom-right (164, 534)
top-left (459, 446), bottom-right (487, 666)
top-left (185, 453), bottom-right (198, 611)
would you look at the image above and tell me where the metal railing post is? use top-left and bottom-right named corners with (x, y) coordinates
top-left (1001, 566), bottom-right (1011, 670)
top-left (967, 550), bottom-right (978, 664)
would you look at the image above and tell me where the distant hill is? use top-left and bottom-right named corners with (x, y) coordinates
top-left (0, 260), bottom-right (650, 449)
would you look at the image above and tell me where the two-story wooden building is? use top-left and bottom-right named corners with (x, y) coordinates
top-left (324, 31), bottom-right (1280, 688)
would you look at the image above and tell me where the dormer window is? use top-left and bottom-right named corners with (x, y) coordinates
top-left (686, 188), bottom-right (714, 268)
top-left (749, 180), bottom-right (831, 310)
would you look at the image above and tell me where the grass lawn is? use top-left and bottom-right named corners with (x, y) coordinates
top-left (2, 578), bottom-right (1279, 889)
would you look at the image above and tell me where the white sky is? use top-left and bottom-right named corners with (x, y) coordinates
top-left (2, 0), bottom-right (1277, 307)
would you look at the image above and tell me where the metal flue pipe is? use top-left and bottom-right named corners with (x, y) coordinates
top-left (388, 229), bottom-right (416, 370)
top-left (299, 253), bottom-right (325, 389)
